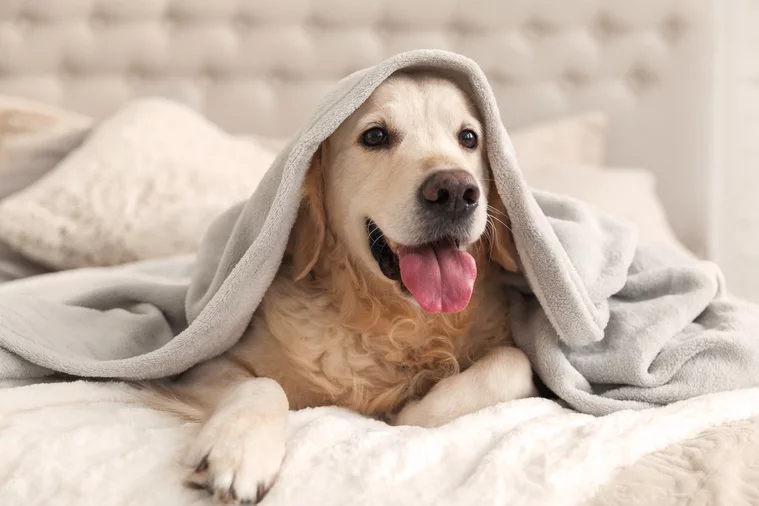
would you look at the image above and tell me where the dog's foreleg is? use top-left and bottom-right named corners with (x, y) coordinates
top-left (394, 346), bottom-right (537, 428)
top-left (185, 377), bottom-right (289, 504)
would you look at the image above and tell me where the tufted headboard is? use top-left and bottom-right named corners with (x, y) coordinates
top-left (0, 0), bottom-right (717, 257)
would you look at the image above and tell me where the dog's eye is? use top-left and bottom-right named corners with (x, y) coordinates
top-left (458, 129), bottom-right (478, 150)
top-left (360, 127), bottom-right (389, 148)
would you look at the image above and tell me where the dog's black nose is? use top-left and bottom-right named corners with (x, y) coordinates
top-left (419, 170), bottom-right (480, 220)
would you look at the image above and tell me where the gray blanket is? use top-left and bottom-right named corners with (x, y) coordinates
top-left (1, 50), bottom-right (758, 416)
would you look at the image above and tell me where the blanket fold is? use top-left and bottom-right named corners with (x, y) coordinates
top-left (1, 49), bottom-right (758, 415)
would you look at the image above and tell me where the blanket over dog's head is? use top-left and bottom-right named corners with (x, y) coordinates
top-left (185, 50), bottom-right (619, 348)
top-left (1, 49), bottom-right (758, 416)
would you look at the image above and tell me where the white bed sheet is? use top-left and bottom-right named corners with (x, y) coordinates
top-left (2, 381), bottom-right (758, 506)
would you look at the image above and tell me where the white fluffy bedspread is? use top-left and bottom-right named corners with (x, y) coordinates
top-left (2, 381), bottom-right (759, 506)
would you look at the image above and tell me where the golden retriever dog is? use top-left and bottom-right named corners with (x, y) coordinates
top-left (143, 71), bottom-right (537, 504)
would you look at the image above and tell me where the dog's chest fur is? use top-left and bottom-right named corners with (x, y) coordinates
top-left (227, 262), bottom-right (513, 416)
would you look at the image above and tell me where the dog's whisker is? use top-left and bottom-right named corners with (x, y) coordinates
top-left (369, 230), bottom-right (386, 250)
top-left (487, 212), bottom-right (514, 234)
top-left (486, 218), bottom-right (498, 257)
top-left (476, 232), bottom-right (489, 258)
top-left (486, 204), bottom-right (509, 219)
top-left (366, 223), bottom-right (388, 250)
top-left (483, 225), bottom-right (494, 245)
top-left (487, 210), bottom-right (514, 233)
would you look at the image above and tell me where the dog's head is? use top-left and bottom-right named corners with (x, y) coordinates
top-left (290, 71), bottom-right (517, 313)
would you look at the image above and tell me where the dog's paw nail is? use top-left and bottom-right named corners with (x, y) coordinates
top-left (256, 482), bottom-right (270, 503)
top-left (183, 478), bottom-right (207, 491)
top-left (214, 486), bottom-right (239, 504)
top-left (195, 455), bottom-right (209, 473)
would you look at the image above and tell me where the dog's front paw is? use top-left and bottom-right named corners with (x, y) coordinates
top-left (186, 412), bottom-right (286, 504)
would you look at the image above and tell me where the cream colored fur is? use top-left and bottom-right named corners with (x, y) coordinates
top-left (141, 73), bottom-right (536, 504)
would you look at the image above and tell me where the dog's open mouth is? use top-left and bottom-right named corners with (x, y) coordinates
top-left (366, 219), bottom-right (477, 314)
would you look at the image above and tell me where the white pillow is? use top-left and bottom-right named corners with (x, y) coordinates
top-left (510, 112), bottom-right (607, 172)
top-left (0, 99), bottom-right (277, 269)
top-left (526, 165), bottom-right (684, 248)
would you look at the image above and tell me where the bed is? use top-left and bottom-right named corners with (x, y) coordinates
top-left (2, 1), bottom-right (759, 505)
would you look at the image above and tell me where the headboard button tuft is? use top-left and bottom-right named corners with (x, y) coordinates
top-left (626, 64), bottom-right (657, 93)
top-left (661, 15), bottom-right (685, 45)
top-left (522, 18), bottom-right (555, 40)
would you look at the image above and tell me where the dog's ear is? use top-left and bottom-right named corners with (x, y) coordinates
top-left (288, 145), bottom-right (327, 281)
top-left (487, 180), bottom-right (519, 272)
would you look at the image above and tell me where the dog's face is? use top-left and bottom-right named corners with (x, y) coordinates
top-left (291, 72), bottom-right (517, 313)
top-left (327, 73), bottom-right (489, 250)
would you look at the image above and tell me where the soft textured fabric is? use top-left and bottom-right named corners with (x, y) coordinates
top-left (588, 415), bottom-right (759, 506)
top-left (0, 97), bottom-right (92, 282)
top-left (0, 100), bottom-right (278, 269)
top-left (0, 50), bottom-right (758, 416)
top-left (0, 96), bottom-right (607, 271)
top-left (525, 165), bottom-right (683, 248)
top-left (1, 380), bottom-right (757, 506)
top-left (0, 241), bottom-right (48, 284)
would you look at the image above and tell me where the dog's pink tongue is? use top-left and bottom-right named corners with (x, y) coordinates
top-left (398, 240), bottom-right (476, 313)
